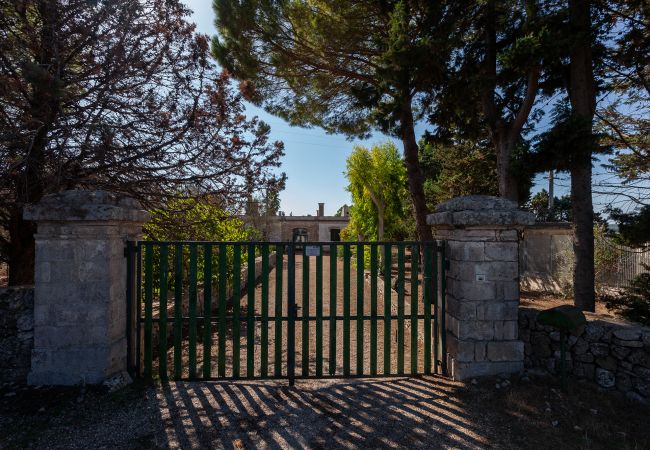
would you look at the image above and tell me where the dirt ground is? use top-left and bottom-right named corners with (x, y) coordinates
top-left (2, 373), bottom-right (649, 450)
top-left (520, 290), bottom-right (626, 321)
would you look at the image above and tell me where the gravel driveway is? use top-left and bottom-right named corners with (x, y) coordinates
top-left (3, 374), bottom-right (649, 450)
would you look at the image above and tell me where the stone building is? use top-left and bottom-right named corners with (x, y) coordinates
top-left (246, 202), bottom-right (350, 242)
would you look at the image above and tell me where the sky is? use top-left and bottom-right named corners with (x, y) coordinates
top-left (183, 0), bottom-right (636, 217)
top-left (183, 0), bottom-right (381, 216)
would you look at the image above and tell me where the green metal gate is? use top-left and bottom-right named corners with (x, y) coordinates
top-left (126, 241), bottom-right (447, 384)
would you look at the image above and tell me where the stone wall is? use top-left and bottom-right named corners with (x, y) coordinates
top-left (0, 287), bottom-right (34, 383)
top-left (519, 307), bottom-right (650, 404)
top-left (25, 190), bottom-right (149, 385)
top-left (429, 195), bottom-right (535, 380)
top-left (0, 263), bottom-right (7, 287)
top-left (520, 224), bottom-right (573, 294)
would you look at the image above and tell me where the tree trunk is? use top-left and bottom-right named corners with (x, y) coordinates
top-left (7, 208), bottom-right (36, 286)
top-left (482, 0), bottom-right (539, 205)
top-left (569, 0), bottom-right (596, 312)
top-left (377, 204), bottom-right (385, 242)
top-left (571, 154), bottom-right (595, 311)
top-left (400, 100), bottom-right (433, 242)
top-left (5, 1), bottom-right (58, 286)
top-left (494, 132), bottom-right (520, 203)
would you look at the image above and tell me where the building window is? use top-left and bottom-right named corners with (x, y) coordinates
top-left (292, 228), bottom-right (308, 243)
top-left (330, 228), bottom-right (341, 242)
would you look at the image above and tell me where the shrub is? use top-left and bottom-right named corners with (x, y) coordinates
top-left (603, 265), bottom-right (650, 325)
top-left (143, 196), bottom-right (258, 289)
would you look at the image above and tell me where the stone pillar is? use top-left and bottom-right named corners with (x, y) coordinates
top-left (428, 196), bottom-right (534, 380)
top-left (23, 190), bottom-right (150, 385)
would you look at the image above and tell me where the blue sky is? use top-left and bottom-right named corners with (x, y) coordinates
top-left (184, 0), bottom-right (631, 216)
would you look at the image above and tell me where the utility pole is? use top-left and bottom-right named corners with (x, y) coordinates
top-left (548, 170), bottom-right (555, 211)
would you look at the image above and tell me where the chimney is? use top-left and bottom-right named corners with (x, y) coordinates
top-left (343, 204), bottom-right (349, 217)
top-left (318, 202), bottom-right (325, 217)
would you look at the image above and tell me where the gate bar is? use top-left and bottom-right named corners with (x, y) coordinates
top-left (287, 243), bottom-right (296, 386)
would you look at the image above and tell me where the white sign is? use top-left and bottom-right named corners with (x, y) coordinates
top-left (305, 245), bottom-right (321, 257)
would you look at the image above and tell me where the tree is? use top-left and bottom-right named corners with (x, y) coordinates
top-left (607, 205), bottom-right (650, 248)
top-left (343, 142), bottom-right (410, 241)
top-left (596, 0), bottom-right (649, 208)
top-left (0, 0), bottom-right (285, 285)
top-left (212, 0), bottom-right (470, 242)
top-left (566, 0), bottom-right (598, 312)
top-left (145, 196), bottom-right (255, 243)
top-left (430, 0), bottom-right (553, 203)
top-left (526, 190), bottom-right (572, 222)
top-left (419, 136), bottom-right (499, 210)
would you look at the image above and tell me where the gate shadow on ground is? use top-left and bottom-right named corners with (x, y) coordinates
top-left (155, 376), bottom-right (494, 449)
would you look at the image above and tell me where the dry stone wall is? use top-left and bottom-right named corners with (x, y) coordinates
top-left (0, 287), bottom-right (34, 383)
top-left (519, 307), bottom-right (650, 404)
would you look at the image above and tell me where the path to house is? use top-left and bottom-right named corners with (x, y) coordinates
top-left (164, 253), bottom-right (429, 379)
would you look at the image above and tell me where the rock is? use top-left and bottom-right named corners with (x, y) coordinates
top-left (616, 372), bottom-right (633, 392)
top-left (471, 378), bottom-right (478, 385)
top-left (613, 338), bottom-right (644, 348)
top-left (573, 338), bottom-right (589, 355)
top-left (589, 343), bottom-right (609, 358)
top-left (633, 366), bottom-right (650, 378)
top-left (573, 362), bottom-right (595, 379)
top-left (596, 368), bottom-right (616, 388)
top-left (531, 332), bottom-right (552, 357)
top-left (632, 378), bottom-right (650, 397)
top-left (626, 391), bottom-right (650, 405)
top-left (574, 353), bottom-right (594, 363)
top-left (3, 392), bottom-right (16, 397)
top-left (552, 420), bottom-right (559, 427)
top-left (611, 346), bottom-right (631, 360)
top-left (584, 324), bottom-right (606, 342)
top-left (550, 331), bottom-right (561, 342)
top-left (590, 408), bottom-right (598, 415)
top-left (595, 356), bottom-right (617, 371)
top-left (627, 350), bottom-right (650, 368)
top-left (38, 407), bottom-right (45, 413)
top-left (620, 361), bottom-right (634, 371)
top-left (102, 371), bottom-right (133, 393)
top-left (601, 329), bottom-right (614, 343)
top-left (613, 329), bottom-right (643, 341)
top-left (574, 425), bottom-right (583, 431)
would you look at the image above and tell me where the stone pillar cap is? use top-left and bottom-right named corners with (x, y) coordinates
top-left (427, 195), bottom-right (535, 227)
top-left (23, 190), bottom-right (151, 223)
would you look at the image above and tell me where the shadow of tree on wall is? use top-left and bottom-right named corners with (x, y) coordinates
top-left (155, 377), bottom-right (492, 449)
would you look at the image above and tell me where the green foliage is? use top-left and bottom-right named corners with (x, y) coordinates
top-left (597, 0), bottom-right (649, 205)
top-left (419, 138), bottom-right (498, 210)
top-left (532, 105), bottom-right (612, 173)
top-left (537, 305), bottom-right (586, 332)
top-left (212, 0), bottom-right (464, 138)
top-left (607, 206), bottom-right (650, 248)
top-left (143, 196), bottom-right (257, 287)
top-left (342, 142), bottom-right (411, 241)
top-left (144, 197), bottom-right (255, 242)
top-left (527, 189), bottom-right (572, 222)
top-left (603, 266), bottom-right (650, 326)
